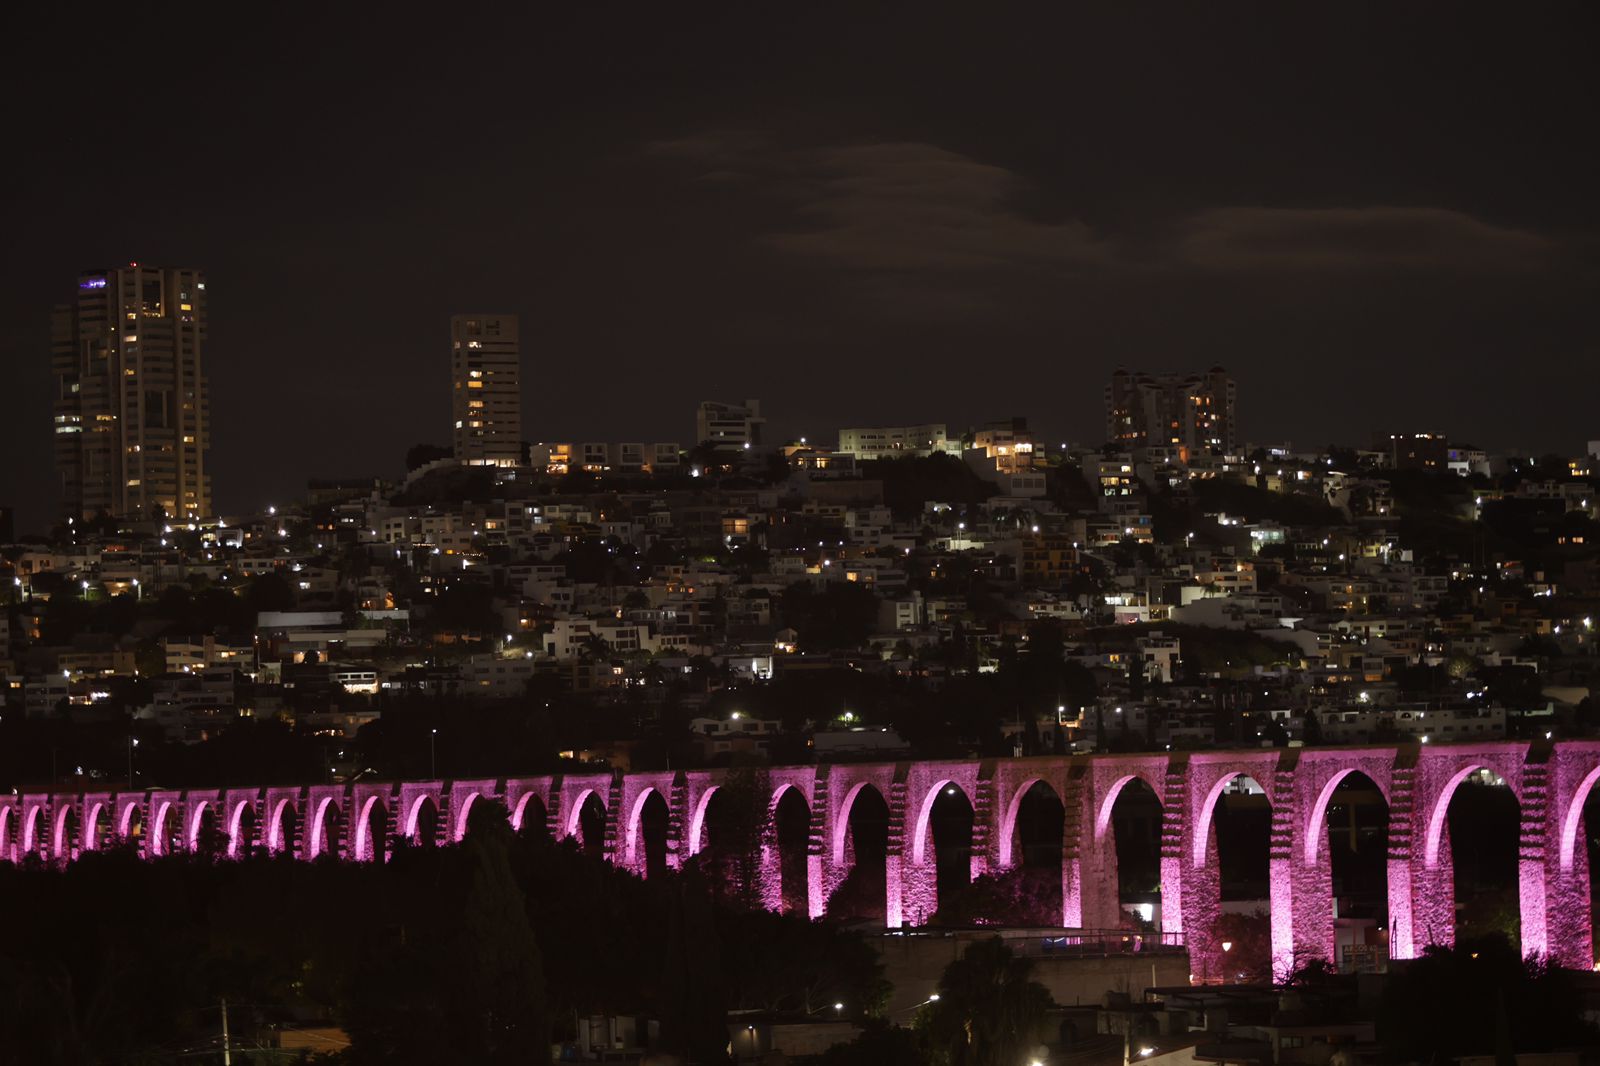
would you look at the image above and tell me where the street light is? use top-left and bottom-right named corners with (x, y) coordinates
top-left (430, 728), bottom-right (438, 779)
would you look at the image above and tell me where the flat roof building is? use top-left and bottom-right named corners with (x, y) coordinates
top-left (451, 314), bottom-right (522, 467)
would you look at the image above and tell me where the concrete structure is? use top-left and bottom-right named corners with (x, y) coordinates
top-left (1106, 367), bottom-right (1236, 459)
top-left (837, 424), bottom-right (951, 461)
top-left (451, 314), bottom-right (521, 467)
top-left (53, 264), bottom-right (212, 520)
top-left (6, 741), bottom-right (1600, 978)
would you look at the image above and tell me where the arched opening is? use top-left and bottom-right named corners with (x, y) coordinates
top-left (356, 797), bottom-right (388, 862)
top-left (85, 803), bottom-right (109, 852)
top-left (635, 790), bottom-right (670, 879)
top-left (409, 795), bottom-right (439, 848)
top-left (121, 803), bottom-right (143, 850)
top-left (230, 802), bottom-right (259, 859)
top-left (191, 803), bottom-right (225, 857)
top-left (827, 784), bottom-right (889, 922)
top-left (920, 783), bottom-right (975, 926)
top-left (23, 807), bottom-right (43, 856)
top-left (576, 792), bottom-right (606, 856)
top-left (270, 800), bottom-right (300, 856)
top-left (1196, 774), bottom-right (1272, 983)
top-left (150, 801), bottom-right (178, 857)
top-left (1583, 780), bottom-right (1600, 967)
top-left (1440, 767), bottom-right (1521, 950)
top-left (1103, 776), bottom-right (1164, 929)
top-left (1309, 770), bottom-right (1390, 970)
top-left (0, 807), bottom-right (13, 862)
top-left (515, 794), bottom-right (549, 838)
top-left (55, 806), bottom-right (79, 862)
top-left (996, 780), bottom-right (1065, 926)
top-left (773, 787), bottom-right (811, 916)
top-left (311, 800), bottom-right (343, 860)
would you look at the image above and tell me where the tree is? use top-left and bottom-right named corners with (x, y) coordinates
top-left (919, 938), bottom-right (1052, 1066)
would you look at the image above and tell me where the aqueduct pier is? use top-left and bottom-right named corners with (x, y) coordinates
top-left (5, 739), bottom-right (1600, 979)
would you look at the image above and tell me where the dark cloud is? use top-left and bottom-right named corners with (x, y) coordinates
top-left (1176, 206), bottom-right (1554, 273)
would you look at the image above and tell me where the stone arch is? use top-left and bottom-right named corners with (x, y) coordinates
top-left (227, 799), bottom-right (257, 858)
top-left (405, 794), bottom-right (440, 846)
top-left (120, 801), bottom-right (143, 848)
top-left (910, 779), bottom-right (972, 866)
top-left (567, 789), bottom-right (607, 853)
top-left (84, 801), bottom-right (108, 852)
top-left (0, 805), bottom-right (12, 861)
top-left (998, 777), bottom-right (1062, 867)
top-left (188, 800), bottom-right (214, 853)
top-left (309, 796), bottom-right (343, 859)
top-left (150, 800), bottom-right (175, 856)
top-left (687, 785), bottom-right (720, 856)
top-left (1194, 772), bottom-right (1270, 868)
top-left (22, 805), bottom-right (42, 854)
top-left (624, 786), bottom-right (663, 867)
top-left (1097, 773), bottom-right (1163, 845)
top-left (268, 797), bottom-right (299, 855)
top-left (512, 792), bottom-right (548, 836)
top-left (1559, 764), bottom-right (1600, 871)
top-left (454, 791), bottom-right (487, 843)
top-left (1305, 769), bottom-right (1390, 865)
top-left (832, 781), bottom-right (887, 865)
top-left (769, 784), bottom-right (812, 916)
top-left (354, 795), bottom-right (389, 862)
top-left (1425, 764), bottom-right (1517, 868)
top-left (54, 804), bottom-right (79, 859)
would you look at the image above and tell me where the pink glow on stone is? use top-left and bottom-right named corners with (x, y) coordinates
top-left (910, 779), bottom-right (962, 865)
top-left (22, 805), bottom-right (40, 854)
top-left (1560, 764), bottom-right (1600, 871)
top-left (563, 788), bottom-right (598, 841)
top-left (1425, 765), bottom-right (1483, 868)
top-left (227, 800), bottom-right (251, 857)
top-left (453, 791), bottom-right (479, 843)
top-left (308, 797), bottom-right (335, 859)
top-left (624, 787), bottom-right (660, 867)
top-left (151, 800), bottom-right (172, 856)
top-left (268, 798), bottom-right (294, 853)
top-left (1192, 773), bottom-right (1241, 868)
top-left (997, 776), bottom-right (1050, 867)
top-left (84, 801), bottom-right (104, 851)
top-left (687, 785), bottom-right (720, 856)
top-left (353, 795), bottom-right (383, 861)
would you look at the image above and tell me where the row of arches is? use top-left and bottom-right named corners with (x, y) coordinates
top-left (4, 753), bottom-right (1599, 969)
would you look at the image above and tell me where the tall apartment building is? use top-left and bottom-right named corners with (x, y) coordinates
top-left (696, 399), bottom-right (764, 452)
top-left (53, 264), bottom-right (212, 521)
top-left (451, 315), bottom-right (522, 467)
top-left (1105, 367), bottom-right (1236, 459)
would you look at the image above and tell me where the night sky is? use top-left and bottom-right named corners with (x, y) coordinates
top-left (4, 5), bottom-right (1596, 530)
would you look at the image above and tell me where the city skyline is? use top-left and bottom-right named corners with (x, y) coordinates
top-left (3, 6), bottom-right (1597, 529)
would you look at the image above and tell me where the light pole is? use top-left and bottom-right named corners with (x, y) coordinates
top-left (128, 736), bottom-right (138, 788)
top-left (430, 728), bottom-right (438, 779)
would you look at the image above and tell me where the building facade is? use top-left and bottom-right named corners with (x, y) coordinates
top-left (1106, 367), bottom-right (1236, 459)
top-left (451, 314), bottom-right (522, 467)
top-left (837, 423), bottom-right (951, 460)
top-left (53, 264), bottom-right (212, 521)
top-left (695, 399), bottom-right (764, 452)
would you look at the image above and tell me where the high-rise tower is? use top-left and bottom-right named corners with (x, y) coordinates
top-left (53, 264), bottom-right (212, 521)
top-left (451, 314), bottom-right (522, 467)
top-left (1105, 366), bottom-right (1236, 459)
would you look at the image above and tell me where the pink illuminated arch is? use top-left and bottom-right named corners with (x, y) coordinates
top-left (1096, 773), bottom-right (1162, 845)
top-left (353, 795), bottom-right (384, 861)
top-left (455, 791), bottom-right (489, 842)
top-left (1302, 769), bottom-right (1388, 865)
top-left (187, 800), bottom-right (214, 853)
top-left (150, 800), bottom-right (173, 856)
top-left (686, 786), bottom-right (721, 856)
top-left (404, 793), bottom-right (440, 842)
top-left (117, 799), bottom-right (142, 840)
top-left (307, 796), bottom-right (338, 859)
top-left (563, 788), bottom-right (606, 846)
top-left (998, 778), bottom-right (1052, 866)
top-left (910, 779), bottom-right (971, 865)
top-left (1424, 765), bottom-right (1487, 868)
top-left (53, 804), bottom-right (78, 857)
top-left (0, 806), bottom-right (12, 860)
top-left (1559, 764), bottom-right (1600, 871)
top-left (624, 787), bottom-right (662, 865)
top-left (831, 781), bottom-right (886, 865)
top-left (83, 801), bottom-right (105, 852)
top-left (267, 797), bottom-right (296, 854)
top-left (1192, 772), bottom-right (1270, 867)
top-left (511, 791), bottom-right (543, 833)
top-left (22, 806), bottom-right (41, 854)
top-left (226, 799), bottom-right (254, 858)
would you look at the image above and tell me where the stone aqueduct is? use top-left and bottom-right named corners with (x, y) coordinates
top-left (5, 740), bottom-right (1600, 978)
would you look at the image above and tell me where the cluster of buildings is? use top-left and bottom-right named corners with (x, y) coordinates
top-left (16, 264), bottom-right (1600, 765)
